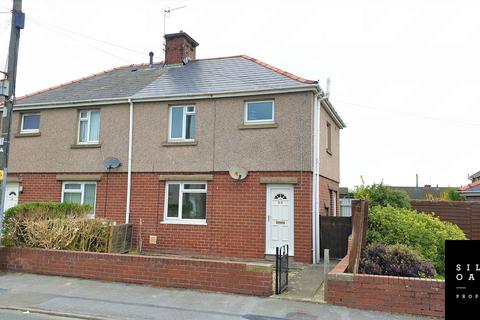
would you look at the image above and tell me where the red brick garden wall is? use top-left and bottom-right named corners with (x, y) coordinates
top-left (327, 254), bottom-right (445, 318)
top-left (14, 171), bottom-right (313, 263)
top-left (0, 247), bottom-right (273, 296)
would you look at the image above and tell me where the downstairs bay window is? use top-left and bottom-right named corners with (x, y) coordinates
top-left (61, 182), bottom-right (97, 217)
top-left (164, 182), bottom-right (207, 224)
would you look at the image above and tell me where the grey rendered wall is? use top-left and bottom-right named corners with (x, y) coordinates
top-left (319, 104), bottom-right (340, 182)
top-left (9, 91), bottom-right (314, 173)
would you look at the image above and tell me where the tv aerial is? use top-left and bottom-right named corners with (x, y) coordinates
top-left (163, 5), bottom-right (187, 38)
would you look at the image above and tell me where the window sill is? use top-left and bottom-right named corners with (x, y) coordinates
top-left (15, 132), bottom-right (41, 138)
top-left (326, 149), bottom-right (332, 156)
top-left (239, 123), bottom-right (278, 130)
top-left (161, 220), bottom-right (207, 226)
top-left (71, 143), bottom-right (102, 149)
top-left (162, 141), bottom-right (198, 147)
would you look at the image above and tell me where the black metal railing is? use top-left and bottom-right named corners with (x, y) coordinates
top-left (275, 244), bottom-right (289, 294)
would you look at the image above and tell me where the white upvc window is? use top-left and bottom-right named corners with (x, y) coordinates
top-left (326, 121), bottom-right (332, 153)
top-left (168, 105), bottom-right (196, 141)
top-left (61, 181), bottom-right (97, 217)
top-left (244, 100), bottom-right (274, 124)
top-left (164, 181), bottom-right (207, 224)
top-left (78, 110), bottom-right (100, 144)
top-left (20, 113), bottom-right (40, 133)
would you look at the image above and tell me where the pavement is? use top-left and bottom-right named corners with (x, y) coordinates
top-left (0, 272), bottom-right (430, 320)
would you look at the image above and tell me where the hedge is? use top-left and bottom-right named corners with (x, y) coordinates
top-left (367, 205), bottom-right (467, 274)
top-left (1, 202), bottom-right (112, 252)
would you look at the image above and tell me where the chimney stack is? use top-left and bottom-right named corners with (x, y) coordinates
top-left (164, 31), bottom-right (199, 65)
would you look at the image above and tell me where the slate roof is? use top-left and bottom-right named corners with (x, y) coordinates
top-left (16, 63), bottom-right (165, 105)
top-left (469, 170), bottom-right (480, 181)
top-left (16, 55), bottom-right (318, 106)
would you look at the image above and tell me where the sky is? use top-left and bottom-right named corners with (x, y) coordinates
top-left (0, 0), bottom-right (478, 188)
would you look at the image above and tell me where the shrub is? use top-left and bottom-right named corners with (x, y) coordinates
top-left (367, 205), bottom-right (467, 274)
top-left (1, 202), bottom-right (112, 252)
top-left (360, 243), bottom-right (436, 278)
top-left (426, 188), bottom-right (465, 201)
top-left (354, 182), bottom-right (411, 209)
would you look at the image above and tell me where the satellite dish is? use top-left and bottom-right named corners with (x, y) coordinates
top-left (104, 157), bottom-right (122, 170)
top-left (229, 166), bottom-right (248, 181)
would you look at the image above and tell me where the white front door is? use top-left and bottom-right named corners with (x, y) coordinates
top-left (4, 182), bottom-right (19, 211)
top-left (266, 184), bottom-right (294, 255)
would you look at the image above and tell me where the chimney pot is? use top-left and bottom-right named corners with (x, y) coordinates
top-left (149, 51), bottom-right (154, 67)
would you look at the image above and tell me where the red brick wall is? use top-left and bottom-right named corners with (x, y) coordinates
top-left (165, 36), bottom-right (196, 64)
top-left (14, 171), bottom-right (313, 263)
top-left (328, 273), bottom-right (444, 318)
top-left (319, 175), bottom-right (340, 216)
top-left (0, 247), bottom-right (273, 296)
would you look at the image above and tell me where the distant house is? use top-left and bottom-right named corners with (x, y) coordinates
top-left (459, 171), bottom-right (480, 201)
top-left (386, 185), bottom-right (454, 200)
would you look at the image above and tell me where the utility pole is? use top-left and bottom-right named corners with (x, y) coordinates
top-left (0, 0), bottom-right (25, 237)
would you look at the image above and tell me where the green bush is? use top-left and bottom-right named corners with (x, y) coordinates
top-left (1, 202), bottom-right (111, 252)
top-left (354, 182), bottom-right (411, 209)
top-left (367, 205), bottom-right (467, 274)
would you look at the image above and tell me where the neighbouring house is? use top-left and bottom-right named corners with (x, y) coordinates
top-left (459, 171), bottom-right (480, 201)
top-left (386, 185), bottom-right (454, 200)
top-left (4, 31), bottom-right (345, 263)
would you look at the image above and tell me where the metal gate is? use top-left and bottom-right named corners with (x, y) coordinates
top-left (320, 216), bottom-right (352, 259)
top-left (275, 245), bottom-right (289, 294)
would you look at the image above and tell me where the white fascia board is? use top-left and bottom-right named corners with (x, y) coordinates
top-left (321, 99), bottom-right (346, 129)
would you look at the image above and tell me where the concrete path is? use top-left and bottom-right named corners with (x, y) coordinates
top-left (276, 261), bottom-right (334, 302)
top-left (0, 273), bottom-right (429, 320)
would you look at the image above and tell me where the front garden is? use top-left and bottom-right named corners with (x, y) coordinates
top-left (355, 182), bottom-right (467, 278)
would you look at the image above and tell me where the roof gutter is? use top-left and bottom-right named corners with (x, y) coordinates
top-left (13, 85), bottom-right (319, 111)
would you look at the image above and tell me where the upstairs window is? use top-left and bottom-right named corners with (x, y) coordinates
top-left (62, 182), bottom-right (97, 217)
top-left (78, 110), bottom-right (100, 144)
top-left (20, 113), bottom-right (40, 133)
top-left (245, 100), bottom-right (274, 124)
top-left (326, 121), bottom-right (332, 154)
top-left (169, 105), bottom-right (196, 141)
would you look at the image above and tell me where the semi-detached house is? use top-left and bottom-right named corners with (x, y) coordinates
top-left (6, 32), bottom-right (345, 263)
